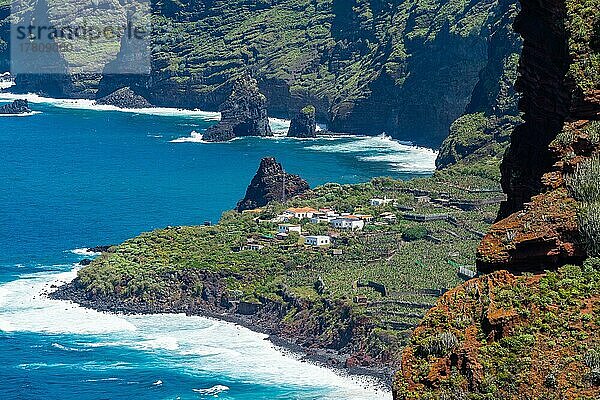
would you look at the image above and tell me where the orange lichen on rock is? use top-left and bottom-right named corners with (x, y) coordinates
top-left (478, 188), bottom-right (583, 273)
top-left (394, 266), bottom-right (600, 400)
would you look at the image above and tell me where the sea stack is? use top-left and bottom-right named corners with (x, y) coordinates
top-left (287, 105), bottom-right (317, 138)
top-left (96, 87), bottom-right (152, 109)
top-left (236, 157), bottom-right (310, 212)
top-left (203, 76), bottom-right (273, 142)
top-left (0, 99), bottom-right (31, 114)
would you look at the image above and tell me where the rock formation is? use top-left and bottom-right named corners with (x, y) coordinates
top-left (203, 76), bottom-right (273, 142)
top-left (287, 105), bottom-right (317, 138)
top-left (0, 99), bottom-right (30, 114)
top-left (394, 0), bottom-right (600, 397)
top-left (236, 157), bottom-right (309, 212)
top-left (478, 0), bottom-right (600, 273)
top-left (96, 87), bottom-right (152, 109)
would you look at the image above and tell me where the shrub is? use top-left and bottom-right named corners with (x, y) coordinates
top-left (402, 226), bottom-right (429, 242)
top-left (578, 203), bottom-right (600, 257)
top-left (426, 331), bottom-right (460, 357)
top-left (584, 348), bottom-right (600, 386)
top-left (566, 156), bottom-right (600, 202)
top-left (566, 156), bottom-right (600, 256)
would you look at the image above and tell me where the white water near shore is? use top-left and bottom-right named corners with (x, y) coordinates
top-left (0, 268), bottom-right (391, 400)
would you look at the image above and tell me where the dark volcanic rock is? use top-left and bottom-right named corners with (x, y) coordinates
top-left (288, 105), bottom-right (317, 138)
top-left (0, 99), bottom-right (30, 114)
top-left (87, 245), bottom-right (114, 253)
top-left (96, 87), bottom-right (152, 109)
top-left (236, 157), bottom-right (310, 212)
top-left (203, 76), bottom-right (273, 142)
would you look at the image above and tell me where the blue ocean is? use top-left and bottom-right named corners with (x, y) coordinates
top-left (0, 93), bottom-right (437, 400)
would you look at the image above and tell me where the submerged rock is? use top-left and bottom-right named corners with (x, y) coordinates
top-left (96, 87), bottom-right (152, 109)
top-left (236, 157), bottom-right (310, 212)
top-left (0, 99), bottom-right (30, 114)
top-left (288, 105), bottom-right (317, 138)
top-left (203, 76), bottom-right (273, 142)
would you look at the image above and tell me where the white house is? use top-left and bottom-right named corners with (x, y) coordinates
top-left (370, 198), bottom-right (395, 207)
top-left (331, 216), bottom-right (365, 231)
top-left (354, 214), bottom-right (374, 223)
top-left (243, 244), bottom-right (264, 251)
top-left (278, 224), bottom-right (302, 234)
top-left (304, 236), bottom-right (332, 247)
top-left (283, 207), bottom-right (318, 220)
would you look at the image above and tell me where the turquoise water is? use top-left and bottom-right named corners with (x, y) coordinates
top-left (0, 94), bottom-right (436, 399)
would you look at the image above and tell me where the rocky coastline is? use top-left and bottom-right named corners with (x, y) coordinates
top-left (49, 271), bottom-right (394, 389)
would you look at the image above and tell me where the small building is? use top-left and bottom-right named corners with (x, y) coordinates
top-left (242, 244), bottom-right (264, 251)
top-left (370, 198), bottom-right (395, 207)
top-left (304, 235), bottom-right (332, 247)
top-left (354, 214), bottom-right (374, 223)
top-left (332, 248), bottom-right (343, 256)
top-left (331, 216), bottom-right (365, 231)
top-left (380, 212), bottom-right (398, 224)
top-left (276, 232), bottom-right (289, 240)
top-left (278, 224), bottom-right (302, 234)
top-left (283, 207), bottom-right (318, 220)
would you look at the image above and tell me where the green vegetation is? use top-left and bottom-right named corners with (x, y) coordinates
top-left (77, 168), bottom-right (503, 363)
top-left (566, 155), bottom-right (600, 256)
top-left (396, 262), bottom-right (600, 399)
top-left (565, 0), bottom-right (600, 92)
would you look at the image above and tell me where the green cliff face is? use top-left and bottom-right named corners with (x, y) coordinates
top-left (2, 0), bottom-right (521, 145)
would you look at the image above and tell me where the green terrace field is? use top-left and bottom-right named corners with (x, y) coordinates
top-left (77, 169), bottom-right (503, 362)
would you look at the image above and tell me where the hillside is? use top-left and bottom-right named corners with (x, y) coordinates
top-left (393, 0), bottom-right (600, 396)
top-left (52, 168), bottom-right (504, 380)
top-left (4, 0), bottom-right (522, 146)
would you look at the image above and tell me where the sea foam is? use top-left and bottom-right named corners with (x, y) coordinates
top-left (306, 134), bottom-right (438, 173)
top-left (0, 268), bottom-right (391, 399)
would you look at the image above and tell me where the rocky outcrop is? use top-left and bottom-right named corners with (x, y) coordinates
top-left (0, 99), bottom-right (30, 114)
top-left (203, 76), bottom-right (273, 142)
top-left (96, 87), bottom-right (152, 109)
top-left (236, 157), bottom-right (309, 212)
top-left (394, 265), bottom-right (600, 400)
top-left (476, 0), bottom-right (600, 273)
top-left (287, 105), bottom-right (317, 138)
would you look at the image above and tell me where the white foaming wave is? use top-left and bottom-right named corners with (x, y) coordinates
top-left (0, 268), bottom-right (389, 399)
top-left (120, 314), bottom-right (390, 399)
top-left (0, 268), bottom-right (137, 334)
top-left (52, 342), bottom-right (90, 352)
top-left (269, 117), bottom-right (291, 134)
top-left (193, 385), bottom-right (230, 395)
top-left (170, 131), bottom-right (205, 143)
top-left (306, 134), bottom-right (438, 173)
top-left (137, 336), bottom-right (179, 351)
top-left (0, 111), bottom-right (42, 117)
top-left (0, 80), bottom-right (15, 90)
top-left (69, 248), bottom-right (101, 257)
top-left (0, 92), bottom-right (221, 119)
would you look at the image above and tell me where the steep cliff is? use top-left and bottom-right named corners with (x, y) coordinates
top-left (436, 0), bottom-right (522, 171)
top-left (1, 0), bottom-right (522, 146)
top-left (394, 0), bottom-right (600, 397)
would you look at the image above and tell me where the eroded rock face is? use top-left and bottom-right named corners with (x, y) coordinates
top-left (499, 0), bottom-right (600, 218)
top-left (287, 105), bottom-right (317, 138)
top-left (203, 76), bottom-right (273, 142)
top-left (96, 87), bottom-right (152, 109)
top-left (0, 99), bottom-right (30, 114)
top-left (477, 0), bottom-right (600, 273)
top-left (236, 157), bottom-right (309, 212)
